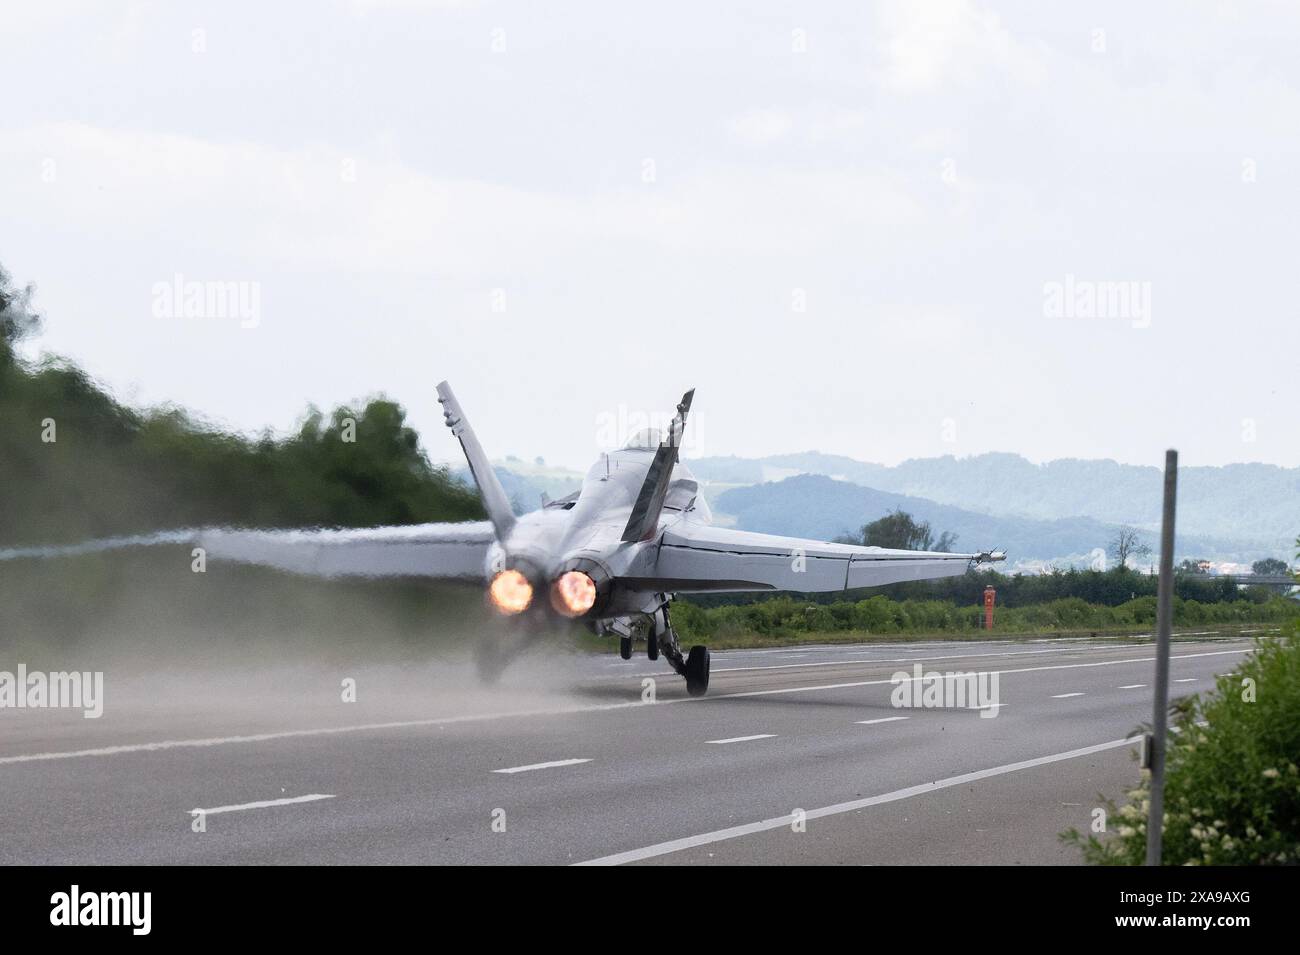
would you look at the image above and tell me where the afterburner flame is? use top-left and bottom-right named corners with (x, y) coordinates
top-left (488, 569), bottom-right (533, 615)
top-left (551, 570), bottom-right (597, 617)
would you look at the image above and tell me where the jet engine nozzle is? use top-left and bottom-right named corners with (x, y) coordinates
top-left (550, 571), bottom-right (598, 617)
top-left (488, 568), bottom-right (534, 615)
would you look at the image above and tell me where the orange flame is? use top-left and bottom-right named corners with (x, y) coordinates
top-left (550, 571), bottom-right (597, 617)
top-left (488, 569), bottom-right (533, 615)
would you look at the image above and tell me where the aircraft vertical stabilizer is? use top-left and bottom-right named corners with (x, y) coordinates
top-left (436, 381), bottom-right (516, 541)
top-left (621, 389), bottom-right (694, 542)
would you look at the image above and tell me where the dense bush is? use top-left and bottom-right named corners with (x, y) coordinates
top-left (1064, 627), bottom-right (1300, 865)
top-left (689, 566), bottom-right (1283, 611)
top-left (673, 592), bottom-right (1299, 643)
top-left (1, 348), bottom-right (482, 548)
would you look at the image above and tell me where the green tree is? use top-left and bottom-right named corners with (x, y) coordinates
top-left (1252, 558), bottom-right (1291, 576)
top-left (1063, 632), bottom-right (1300, 865)
top-left (1108, 525), bottom-right (1151, 570)
top-left (933, 530), bottom-right (960, 553)
top-left (0, 264), bottom-right (42, 364)
top-left (0, 262), bottom-right (482, 544)
top-left (862, 510), bottom-right (928, 549)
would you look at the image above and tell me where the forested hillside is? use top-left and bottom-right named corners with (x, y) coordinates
top-left (0, 267), bottom-right (482, 549)
top-left (716, 474), bottom-right (1240, 564)
top-left (689, 451), bottom-right (1298, 560)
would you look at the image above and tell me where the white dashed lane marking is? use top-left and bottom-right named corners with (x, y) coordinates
top-left (493, 758), bottom-right (592, 774)
top-left (706, 734), bottom-right (776, 745)
top-left (0, 648), bottom-right (1250, 766)
top-left (855, 717), bottom-right (910, 726)
top-left (188, 794), bottom-right (335, 816)
top-left (1051, 692), bottom-right (1084, 699)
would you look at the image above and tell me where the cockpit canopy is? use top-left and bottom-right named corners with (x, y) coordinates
top-left (621, 428), bottom-right (664, 451)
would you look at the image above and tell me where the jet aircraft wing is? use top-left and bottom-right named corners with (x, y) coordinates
top-left (624, 521), bottom-right (1003, 593)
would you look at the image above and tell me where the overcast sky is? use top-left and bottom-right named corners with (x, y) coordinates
top-left (3, 0), bottom-right (1297, 472)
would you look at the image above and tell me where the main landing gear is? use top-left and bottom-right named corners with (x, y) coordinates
top-left (604, 601), bottom-right (709, 696)
top-left (681, 644), bottom-right (711, 697)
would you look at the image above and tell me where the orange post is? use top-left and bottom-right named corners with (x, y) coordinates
top-left (983, 585), bottom-right (996, 630)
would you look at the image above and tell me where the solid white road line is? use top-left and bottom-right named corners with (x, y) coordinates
top-left (574, 736), bottom-right (1142, 866)
top-left (706, 734), bottom-right (776, 745)
top-left (854, 716), bottom-right (910, 725)
top-left (493, 758), bottom-right (591, 774)
top-left (1051, 692), bottom-right (1084, 699)
top-left (1174, 678), bottom-right (1198, 683)
top-left (638, 641), bottom-right (1157, 678)
top-left (189, 794), bottom-right (334, 816)
top-left (1119, 684), bottom-right (1146, 689)
top-left (709, 649), bottom-right (1245, 706)
top-left (0, 647), bottom-right (1250, 766)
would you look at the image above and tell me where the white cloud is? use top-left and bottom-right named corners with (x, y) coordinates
top-left (1, 2), bottom-right (1297, 469)
top-left (0, 122), bottom-right (925, 278)
top-left (875, 0), bottom-right (1044, 93)
top-left (727, 108), bottom-right (794, 146)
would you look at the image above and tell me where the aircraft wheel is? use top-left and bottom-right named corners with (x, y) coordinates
top-left (619, 636), bottom-right (633, 660)
top-left (647, 631), bottom-right (659, 661)
top-left (684, 645), bottom-right (710, 696)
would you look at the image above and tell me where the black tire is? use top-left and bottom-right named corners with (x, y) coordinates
top-left (619, 635), bottom-right (633, 660)
top-left (684, 645), bottom-right (710, 696)
top-left (647, 631), bottom-right (659, 661)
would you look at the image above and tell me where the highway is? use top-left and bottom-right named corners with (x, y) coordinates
top-left (0, 633), bottom-right (1255, 865)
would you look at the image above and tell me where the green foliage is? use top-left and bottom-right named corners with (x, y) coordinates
top-left (691, 565), bottom-right (1282, 613)
top-left (850, 508), bottom-right (955, 551)
top-left (0, 348), bottom-right (482, 547)
top-left (0, 264), bottom-right (42, 362)
top-left (1063, 628), bottom-right (1300, 865)
top-left (672, 590), bottom-right (1299, 643)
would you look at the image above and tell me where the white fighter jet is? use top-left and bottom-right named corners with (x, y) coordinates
top-left (3, 384), bottom-right (1004, 695)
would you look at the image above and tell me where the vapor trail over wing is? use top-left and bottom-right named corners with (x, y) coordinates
top-left (194, 523), bottom-right (495, 579)
top-left (0, 523), bottom-right (496, 581)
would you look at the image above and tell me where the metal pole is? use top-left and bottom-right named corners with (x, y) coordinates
top-left (1146, 449), bottom-right (1178, 866)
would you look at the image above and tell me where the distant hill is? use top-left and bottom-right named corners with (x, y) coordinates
top-left (689, 452), bottom-right (1297, 561)
top-left (462, 452), bottom-right (1288, 565)
top-left (716, 474), bottom-right (1249, 567)
top-left (452, 462), bottom-right (583, 515)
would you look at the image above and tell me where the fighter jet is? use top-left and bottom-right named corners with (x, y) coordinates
top-left (3, 383), bottom-right (1004, 695)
